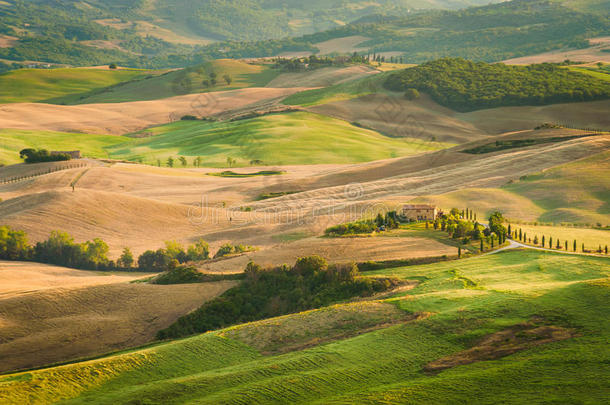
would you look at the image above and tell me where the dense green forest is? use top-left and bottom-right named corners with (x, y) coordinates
top-left (158, 257), bottom-right (397, 339)
top-left (1, 0), bottom-right (607, 67)
top-left (384, 58), bottom-right (610, 111)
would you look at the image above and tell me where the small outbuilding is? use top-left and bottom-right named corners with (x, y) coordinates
top-left (402, 204), bottom-right (438, 221)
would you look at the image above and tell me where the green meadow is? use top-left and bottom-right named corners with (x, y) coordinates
top-left (0, 129), bottom-right (127, 165)
top-left (108, 111), bottom-right (450, 166)
top-left (282, 72), bottom-right (391, 107)
top-left (0, 68), bottom-right (145, 104)
top-left (64, 60), bottom-right (280, 104)
top-left (1, 250), bottom-right (608, 404)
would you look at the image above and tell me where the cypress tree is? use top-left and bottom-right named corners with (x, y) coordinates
top-left (542, 235), bottom-right (545, 246)
top-left (582, 243), bottom-right (585, 252)
top-left (573, 240), bottom-right (577, 252)
top-left (508, 224), bottom-right (512, 236)
top-left (565, 240), bottom-right (568, 250)
top-left (480, 238), bottom-right (484, 252)
top-left (458, 246), bottom-right (462, 258)
top-left (549, 237), bottom-right (553, 248)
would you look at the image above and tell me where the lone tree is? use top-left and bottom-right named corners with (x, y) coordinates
top-left (118, 247), bottom-right (134, 269)
top-left (179, 156), bottom-right (187, 167)
top-left (167, 157), bottom-right (174, 168)
top-left (109, 63), bottom-right (117, 69)
top-left (224, 74), bottom-right (233, 85)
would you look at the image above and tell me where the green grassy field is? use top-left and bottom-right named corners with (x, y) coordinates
top-left (0, 68), bottom-right (145, 104)
top-left (62, 60), bottom-right (280, 104)
top-left (0, 129), bottom-right (127, 165)
top-left (282, 72), bottom-right (390, 107)
top-left (1, 249), bottom-right (608, 404)
top-left (108, 111), bottom-right (450, 167)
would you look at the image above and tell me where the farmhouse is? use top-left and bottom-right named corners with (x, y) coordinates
top-left (402, 204), bottom-right (438, 221)
top-left (51, 150), bottom-right (81, 159)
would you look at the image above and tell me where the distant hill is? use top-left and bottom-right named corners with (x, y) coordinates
top-left (384, 58), bottom-right (610, 111)
top-left (0, 0), bottom-right (503, 67)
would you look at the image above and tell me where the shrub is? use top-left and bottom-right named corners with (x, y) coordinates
top-left (404, 88), bottom-right (420, 100)
top-left (152, 266), bottom-right (206, 285)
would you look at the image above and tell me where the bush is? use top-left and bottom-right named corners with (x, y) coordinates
top-left (404, 88), bottom-right (420, 100)
top-left (214, 243), bottom-right (253, 258)
top-left (152, 266), bottom-right (206, 284)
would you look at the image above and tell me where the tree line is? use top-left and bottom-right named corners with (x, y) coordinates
top-left (157, 256), bottom-right (398, 339)
top-left (0, 225), bottom-right (252, 272)
top-left (19, 148), bottom-right (72, 164)
top-left (508, 224), bottom-right (609, 255)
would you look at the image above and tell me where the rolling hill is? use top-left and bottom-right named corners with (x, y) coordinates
top-left (0, 0), bottom-right (504, 67)
top-left (0, 129), bottom-right (126, 165)
top-left (1, 250), bottom-right (608, 403)
top-left (0, 67), bottom-right (146, 104)
top-left (107, 111), bottom-right (452, 166)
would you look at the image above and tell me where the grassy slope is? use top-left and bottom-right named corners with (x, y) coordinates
top-left (0, 68), bottom-right (144, 104)
top-left (282, 71), bottom-right (391, 107)
top-left (108, 111), bottom-right (451, 167)
top-left (64, 60), bottom-right (280, 104)
top-left (1, 250), bottom-right (608, 403)
top-left (509, 224), bottom-right (610, 250)
top-left (0, 129), bottom-right (127, 165)
top-left (413, 150), bottom-right (610, 226)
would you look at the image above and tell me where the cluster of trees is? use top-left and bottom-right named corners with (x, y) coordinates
top-left (384, 58), bottom-right (610, 112)
top-left (213, 243), bottom-right (253, 259)
top-left (159, 156), bottom-right (205, 168)
top-left (0, 227), bottom-right (115, 270)
top-left (431, 208), bottom-right (507, 248)
top-left (0, 225), bottom-right (225, 272)
top-left (157, 256), bottom-right (398, 339)
top-left (324, 211), bottom-right (400, 236)
top-left (19, 149), bottom-right (71, 164)
top-left (273, 53), bottom-right (370, 72)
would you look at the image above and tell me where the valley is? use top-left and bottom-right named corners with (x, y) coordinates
top-left (0, 3), bottom-right (609, 401)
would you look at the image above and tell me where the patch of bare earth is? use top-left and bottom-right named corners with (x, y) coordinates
top-left (221, 301), bottom-right (417, 354)
top-left (424, 322), bottom-right (578, 373)
top-left (0, 34), bottom-right (17, 48)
